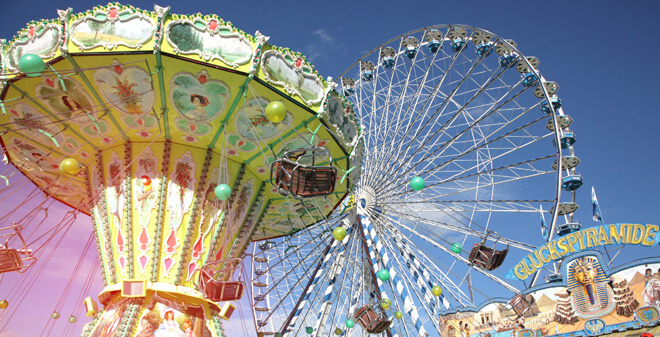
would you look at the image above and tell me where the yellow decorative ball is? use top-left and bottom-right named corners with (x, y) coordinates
top-left (59, 158), bottom-right (80, 175)
top-left (0, 300), bottom-right (7, 309)
top-left (265, 101), bottom-right (286, 123)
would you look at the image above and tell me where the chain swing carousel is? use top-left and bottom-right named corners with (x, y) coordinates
top-left (0, 3), bottom-right (360, 336)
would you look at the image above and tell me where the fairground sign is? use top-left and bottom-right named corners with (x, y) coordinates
top-left (509, 223), bottom-right (660, 280)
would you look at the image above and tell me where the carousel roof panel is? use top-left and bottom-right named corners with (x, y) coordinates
top-left (0, 3), bottom-right (362, 242)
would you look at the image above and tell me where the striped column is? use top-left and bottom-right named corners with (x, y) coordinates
top-left (284, 219), bottom-right (353, 336)
top-left (312, 250), bottom-right (345, 335)
top-left (390, 226), bottom-right (450, 313)
top-left (359, 209), bottom-right (426, 336)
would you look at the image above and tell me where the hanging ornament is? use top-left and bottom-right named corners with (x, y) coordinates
top-left (432, 285), bottom-right (442, 296)
top-left (265, 101), bottom-right (286, 123)
top-left (334, 328), bottom-right (343, 335)
top-left (68, 315), bottom-right (77, 323)
top-left (19, 54), bottom-right (45, 77)
top-left (52, 311), bottom-right (60, 319)
top-left (306, 327), bottom-right (313, 334)
top-left (332, 227), bottom-right (347, 241)
top-left (345, 319), bottom-right (355, 328)
top-left (0, 300), bottom-right (7, 309)
top-left (59, 158), bottom-right (81, 175)
top-left (214, 184), bottom-right (231, 200)
top-left (410, 176), bottom-right (424, 191)
top-left (377, 269), bottom-right (390, 282)
top-left (380, 298), bottom-right (391, 310)
top-left (451, 242), bottom-right (462, 254)
top-left (395, 311), bottom-right (403, 319)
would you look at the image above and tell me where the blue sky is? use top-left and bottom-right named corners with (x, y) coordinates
top-left (1, 0), bottom-right (659, 336)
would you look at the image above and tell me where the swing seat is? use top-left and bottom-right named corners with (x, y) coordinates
top-left (195, 258), bottom-right (245, 302)
top-left (354, 305), bottom-right (392, 334)
top-left (0, 248), bottom-right (23, 273)
top-left (0, 224), bottom-right (35, 273)
top-left (468, 244), bottom-right (508, 270)
top-left (509, 294), bottom-right (536, 317)
top-left (271, 148), bottom-right (337, 198)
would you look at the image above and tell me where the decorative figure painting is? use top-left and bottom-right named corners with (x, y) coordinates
top-left (566, 256), bottom-right (614, 318)
top-left (7, 139), bottom-right (60, 173)
top-left (187, 167), bottom-right (228, 279)
top-left (36, 77), bottom-right (109, 136)
top-left (163, 152), bottom-right (197, 275)
top-left (135, 148), bottom-right (159, 274)
top-left (135, 295), bottom-right (210, 337)
top-left (169, 71), bottom-right (230, 143)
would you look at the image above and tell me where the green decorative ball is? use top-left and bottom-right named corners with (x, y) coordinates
top-left (345, 319), bottom-right (355, 328)
top-left (395, 311), bottom-right (403, 319)
top-left (19, 54), bottom-right (45, 77)
top-left (410, 176), bottom-right (425, 191)
top-left (0, 300), bottom-right (7, 309)
top-left (334, 328), bottom-right (343, 335)
top-left (306, 327), bottom-right (313, 334)
top-left (214, 184), bottom-right (231, 200)
top-left (432, 285), bottom-right (442, 297)
top-left (332, 227), bottom-right (347, 241)
top-left (380, 300), bottom-right (390, 310)
top-left (52, 311), bottom-right (60, 319)
top-left (377, 269), bottom-right (390, 282)
top-left (451, 242), bottom-right (462, 254)
top-left (265, 101), bottom-right (286, 123)
top-left (68, 315), bottom-right (77, 323)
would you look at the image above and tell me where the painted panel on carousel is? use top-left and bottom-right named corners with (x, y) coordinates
top-left (163, 151), bottom-right (197, 276)
top-left (105, 152), bottom-right (127, 275)
top-left (260, 49), bottom-right (325, 106)
top-left (135, 295), bottom-right (212, 337)
top-left (6, 103), bottom-right (81, 155)
top-left (69, 4), bottom-right (155, 51)
top-left (165, 15), bottom-right (253, 67)
top-left (6, 138), bottom-right (61, 173)
top-left (87, 298), bottom-right (127, 337)
top-left (223, 178), bottom-right (255, 246)
top-left (94, 60), bottom-right (157, 130)
top-left (185, 165), bottom-right (231, 280)
top-left (168, 70), bottom-right (230, 143)
top-left (4, 21), bottom-right (62, 72)
top-left (35, 77), bottom-right (110, 137)
top-left (133, 147), bottom-right (159, 276)
top-left (321, 91), bottom-right (360, 148)
top-left (234, 97), bottom-right (293, 143)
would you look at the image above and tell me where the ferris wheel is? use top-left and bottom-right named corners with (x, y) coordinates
top-left (249, 25), bottom-right (584, 337)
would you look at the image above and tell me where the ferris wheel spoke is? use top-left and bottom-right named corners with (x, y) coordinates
top-left (374, 90), bottom-right (542, 195)
top-left (384, 224), bottom-right (475, 307)
top-left (358, 37), bottom-right (471, 187)
top-left (384, 207), bottom-right (536, 252)
top-left (391, 218), bottom-right (520, 293)
top-left (368, 47), bottom-right (498, 189)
